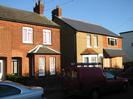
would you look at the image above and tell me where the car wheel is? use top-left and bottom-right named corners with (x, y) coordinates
top-left (90, 90), bottom-right (99, 99)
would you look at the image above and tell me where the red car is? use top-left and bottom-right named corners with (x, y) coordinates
top-left (63, 67), bottom-right (128, 99)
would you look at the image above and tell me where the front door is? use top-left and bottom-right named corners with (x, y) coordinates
top-left (38, 57), bottom-right (45, 76)
top-left (0, 60), bottom-right (3, 80)
top-left (49, 57), bottom-right (56, 75)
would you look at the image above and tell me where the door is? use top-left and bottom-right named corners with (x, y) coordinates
top-left (49, 57), bottom-right (56, 75)
top-left (0, 60), bottom-right (3, 80)
top-left (38, 57), bottom-right (45, 76)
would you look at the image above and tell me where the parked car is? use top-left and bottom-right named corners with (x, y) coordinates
top-left (63, 67), bottom-right (128, 99)
top-left (0, 81), bottom-right (45, 99)
top-left (104, 68), bottom-right (123, 76)
top-left (118, 67), bottom-right (133, 85)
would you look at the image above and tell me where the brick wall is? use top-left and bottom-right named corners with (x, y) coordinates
top-left (103, 36), bottom-right (122, 49)
top-left (0, 20), bottom-right (60, 76)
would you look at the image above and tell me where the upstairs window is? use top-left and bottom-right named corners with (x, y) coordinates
top-left (131, 43), bottom-right (133, 47)
top-left (87, 34), bottom-right (91, 48)
top-left (94, 34), bottom-right (98, 47)
top-left (22, 27), bottom-right (33, 44)
top-left (43, 29), bottom-right (52, 45)
top-left (108, 37), bottom-right (117, 46)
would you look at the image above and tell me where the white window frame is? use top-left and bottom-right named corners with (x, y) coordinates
top-left (0, 60), bottom-right (3, 80)
top-left (12, 59), bottom-right (19, 74)
top-left (87, 34), bottom-right (91, 48)
top-left (94, 34), bottom-right (98, 47)
top-left (82, 55), bottom-right (98, 63)
top-left (43, 29), bottom-right (52, 45)
top-left (49, 57), bottom-right (56, 75)
top-left (38, 57), bottom-right (45, 76)
top-left (82, 55), bottom-right (98, 67)
top-left (108, 37), bottom-right (117, 46)
top-left (22, 27), bottom-right (33, 44)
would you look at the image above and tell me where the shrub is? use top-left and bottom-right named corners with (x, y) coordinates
top-left (6, 74), bottom-right (32, 84)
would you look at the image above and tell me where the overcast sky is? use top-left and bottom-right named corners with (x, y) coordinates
top-left (0, 0), bottom-right (133, 34)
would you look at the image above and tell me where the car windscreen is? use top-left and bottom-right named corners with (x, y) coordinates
top-left (0, 85), bottom-right (21, 97)
top-left (104, 72), bottom-right (115, 80)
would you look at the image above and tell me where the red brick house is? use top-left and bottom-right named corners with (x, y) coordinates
top-left (0, 0), bottom-right (61, 80)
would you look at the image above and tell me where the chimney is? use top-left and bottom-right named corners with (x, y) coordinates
top-left (52, 6), bottom-right (62, 18)
top-left (33, 0), bottom-right (44, 15)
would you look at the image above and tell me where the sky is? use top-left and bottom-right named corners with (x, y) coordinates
top-left (0, 0), bottom-right (133, 34)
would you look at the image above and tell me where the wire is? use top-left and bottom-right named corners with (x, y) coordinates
top-left (45, 0), bottom-right (75, 12)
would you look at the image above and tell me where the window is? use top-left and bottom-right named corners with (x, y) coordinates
top-left (94, 34), bottom-right (98, 47)
top-left (0, 85), bottom-right (21, 97)
top-left (87, 34), bottom-right (91, 47)
top-left (38, 57), bottom-right (45, 76)
top-left (43, 29), bottom-right (52, 45)
top-left (0, 60), bottom-right (3, 80)
top-left (108, 37), bottom-right (117, 46)
top-left (22, 27), bottom-right (33, 43)
top-left (83, 55), bottom-right (98, 67)
top-left (84, 57), bottom-right (89, 63)
top-left (83, 55), bottom-right (97, 63)
top-left (131, 43), bottom-right (133, 47)
top-left (12, 58), bottom-right (21, 76)
top-left (104, 72), bottom-right (115, 80)
top-left (49, 57), bottom-right (56, 75)
top-left (91, 57), bottom-right (97, 63)
top-left (0, 61), bottom-right (2, 73)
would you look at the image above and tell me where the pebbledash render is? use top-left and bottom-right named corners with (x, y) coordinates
top-left (0, 0), bottom-right (61, 80)
top-left (52, 7), bottom-right (125, 69)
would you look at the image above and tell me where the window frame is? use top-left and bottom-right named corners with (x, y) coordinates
top-left (131, 43), bottom-right (133, 47)
top-left (108, 37), bottom-right (117, 46)
top-left (38, 57), bottom-right (46, 77)
top-left (43, 29), bottom-right (52, 45)
top-left (82, 55), bottom-right (98, 63)
top-left (49, 57), bottom-right (56, 75)
top-left (94, 34), bottom-right (98, 47)
top-left (12, 58), bottom-right (22, 76)
top-left (22, 27), bottom-right (33, 44)
top-left (12, 59), bottom-right (19, 75)
top-left (87, 34), bottom-right (91, 48)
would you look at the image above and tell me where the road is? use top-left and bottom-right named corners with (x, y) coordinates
top-left (45, 86), bottom-right (133, 99)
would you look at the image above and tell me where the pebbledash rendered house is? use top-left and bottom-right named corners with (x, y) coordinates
top-left (0, 0), bottom-right (61, 80)
top-left (52, 7), bottom-right (125, 69)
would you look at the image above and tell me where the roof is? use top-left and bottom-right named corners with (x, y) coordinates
top-left (28, 45), bottom-right (61, 54)
top-left (81, 48), bottom-right (98, 55)
top-left (0, 5), bottom-right (59, 28)
top-left (104, 49), bottom-right (125, 58)
top-left (58, 17), bottom-right (120, 37)
top-left (120, 30), bottom-right (133, 34)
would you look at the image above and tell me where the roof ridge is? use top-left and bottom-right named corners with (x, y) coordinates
top-left (59, 16), bottom-right (120, 37)
top-left (61, 17), bottom-right (101, 27)
top-left (0, 4), bottom-right (59, 27)
top-left (0, 4), bottom-right (34, 14)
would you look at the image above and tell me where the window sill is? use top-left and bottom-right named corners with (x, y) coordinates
top-left (43, 43), bottom-right (52, 46)
top-left (94, 46), bottom-right (98, 48)
top-left (87, 46), bottom-right (92, 48)
top-left (22, 42), bottom-right (33, 45)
